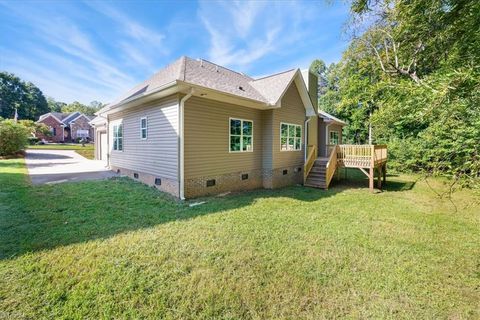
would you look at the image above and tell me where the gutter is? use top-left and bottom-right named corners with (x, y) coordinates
top-left (179, 88), bottom-right (194, 200)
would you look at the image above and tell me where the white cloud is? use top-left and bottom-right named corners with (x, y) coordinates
top-left (85, 2), bottom-right (167, 66)
top-left (198, 0), bottom-right (318, 71)
top-left (0, 48), bottom-right (118, 103)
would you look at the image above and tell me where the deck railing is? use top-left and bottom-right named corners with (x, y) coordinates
top-left (327, 144), bottom-right (388, 168)
top-left (304, 144), bottom-right (317, 181)
top-left (325, 146), bottom-right (337, 188)
top-left (373, 144), bottom-right (388, 166)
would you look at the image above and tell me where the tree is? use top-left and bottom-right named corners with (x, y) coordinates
top-left (18, 119), bottom-right (51, 137)
top-left (61, 101), bottom-right (103, 115)
top-left (313, 0), bottom-right (480, 184)
top-left (47, 97), bottom-right (66, 112)
top-left (0, 72), bottom-right (49, 120)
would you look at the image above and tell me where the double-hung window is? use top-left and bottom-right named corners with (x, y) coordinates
top-left (329, 131), bottom-right (339, 145)
top-left (113, 123), bottom-right (123, 151)
top-left (229, 118), bottom-right (253, 152)
top-left (140, 117), bottom-right (147, 139)
top-left (280, 123), bottom-right (302, 151)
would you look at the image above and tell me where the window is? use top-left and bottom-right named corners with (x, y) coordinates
top-left (329, 131), bottom-right (339, 145)
top-left (113, 123), bottom-right (123, 151)
top-left (50, 127), bottom-right (56, 136)
top-left (280, 123), bottom-right (302, 151)
top-left (77, 129), bottom-right (89, 138)
top-left (229, 118), bottom-right (253, 152)
top-left (140, 117), bottom-right (147, 139)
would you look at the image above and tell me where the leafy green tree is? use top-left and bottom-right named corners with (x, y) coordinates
top-left (18, 119), bottom-right (51, 137)
top-left (0, 72), bottom-right (49, 120)
top-left (313, 0), bottom-right (480, 184)
top-left (47, 97), bottom-right (66, 113)
top-left (61, 101), bottom-right (103, 115)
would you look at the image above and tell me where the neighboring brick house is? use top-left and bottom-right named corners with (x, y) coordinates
top-left (36, 111), bottom-right (95, 142)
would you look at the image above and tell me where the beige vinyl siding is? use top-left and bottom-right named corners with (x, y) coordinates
top-left (318, 118), bottom-right (327, 157)
top-left (262, 110), bottom-right (274, 170)
top-left (272, 82), bottom-right (306, 169)
top-left (307, 115), bottom-right (318, 152)
top-left (329, 124), bottom-right (343, 144)
top-left (109, 95), bottom-right (179, 180)
top-left (184, 96), bottom-right (263, 179)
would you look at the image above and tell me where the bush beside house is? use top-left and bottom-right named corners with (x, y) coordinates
top-left (0, 120), bottom-right (30, 156)
top-left (0, 119), bottom-right (50, 156)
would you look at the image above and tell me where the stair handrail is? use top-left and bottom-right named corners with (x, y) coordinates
top-left (304, 144), bottom-right (317, 182)
top-left (325, 145), bottom-right (338, 188)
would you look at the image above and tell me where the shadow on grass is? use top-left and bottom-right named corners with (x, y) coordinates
top-left (329, 168), bottom-right (416, 192)
top-left (0, 165), bottom-right (416, 260)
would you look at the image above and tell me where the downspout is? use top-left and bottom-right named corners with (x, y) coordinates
top-left (179, 88), bottom-right (194, 200)
top-left (304, 117), bottom-right (311, 162)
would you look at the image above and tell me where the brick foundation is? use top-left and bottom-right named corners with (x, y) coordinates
top-left (110, 165), bottom-right (304, 199)
top-left (110, 165), bottom-right (179, 198)
top-left (185, 165), bottom-right (304, 198)
top-left (185, 169), bottom-right (264, 198)
top-left (270, 165), bottom-right (304, 189)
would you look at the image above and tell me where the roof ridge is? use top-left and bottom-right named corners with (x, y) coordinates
top-left (189, 57), bottom-right (253, 80)
top-left (252, 68), bottom-right (297, 81)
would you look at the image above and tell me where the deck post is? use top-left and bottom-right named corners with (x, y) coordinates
top-left (382, 163), bottom-right (386, 185)
top-left (377, 167), bottom-right (382, 189)
top-left (369, 167), bottom-right (374, 192)
top-left (369, 145), bottom-right (375, 192)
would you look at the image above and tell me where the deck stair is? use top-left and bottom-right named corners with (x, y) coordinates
top-left (303, 144), bottom-right (388, 192)
top-left (304, 158), bottom-right (329, 189)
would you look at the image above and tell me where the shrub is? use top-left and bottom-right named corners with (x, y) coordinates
top-left (27, 137), bottom-right (39, 145)
top-left (0, 120), bottom-right (30, 156)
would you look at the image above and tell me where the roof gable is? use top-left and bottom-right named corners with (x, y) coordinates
top-left (69, 113), bottom-right (93, 124)
top-left (62, 112), bottom-right (81, 125)
top-left (38, 113), bottom-right (64, 124)
top-left (318, 110), bottom-right (347, 126)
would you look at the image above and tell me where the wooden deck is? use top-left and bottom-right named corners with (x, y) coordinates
top-left (305, 144), bottom-right (388, 192)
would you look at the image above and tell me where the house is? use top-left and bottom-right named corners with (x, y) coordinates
top-left (92, 56), bottom-right (351, 199)
top-left (37, 112), bottom-right (95, 142)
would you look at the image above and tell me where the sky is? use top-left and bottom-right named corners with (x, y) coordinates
top-left (0, 0), bottom-right (350, 104)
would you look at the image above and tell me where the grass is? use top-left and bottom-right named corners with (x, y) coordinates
top-left (0, 159), bottom-right (479, 319)
top-left (28, 143), bottom-right (94, 159)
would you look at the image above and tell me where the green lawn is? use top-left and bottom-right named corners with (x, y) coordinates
top-left (28, 143), bottom-right (94, 159)
top-left (1, 159), bottom-right (479, 319)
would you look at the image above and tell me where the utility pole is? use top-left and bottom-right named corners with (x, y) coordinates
top-left (368, 110), bottom-right (372, 145)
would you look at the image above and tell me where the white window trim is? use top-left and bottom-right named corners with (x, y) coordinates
top-left (329, 130), bottom-right (339, 145)
top-left (140, 117), bottom-right (148, 140)
top-left (280, 122), bottom-right (302, 152)
top-left (229, 117), bottom-right (254, 153)
top-left (111, 120), bottom-right (124, 152)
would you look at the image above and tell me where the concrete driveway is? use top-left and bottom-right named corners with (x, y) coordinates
top-left (25, 149), bottom-right (117, 185)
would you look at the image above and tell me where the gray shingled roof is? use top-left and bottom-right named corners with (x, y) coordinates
top-left (249, 69), bottom-right (297, 104)
top-left (39, 111), bottom-right (95, 125)
top-left (62, 112), bottom-right (81, 124)
top-left (108, 56), bottom-right (301, 108)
